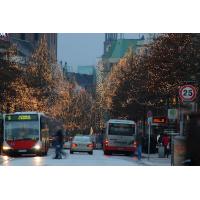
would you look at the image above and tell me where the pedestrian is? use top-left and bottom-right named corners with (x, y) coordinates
top-left (136, 132), bottom-right (143, 160)
top-left (53, 129), bottom-right (66, 159)
top-left (157, 134), bottom-right (162, 145)
top-left (162, 134), bottom-right (170, 158)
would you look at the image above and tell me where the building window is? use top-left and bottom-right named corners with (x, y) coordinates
top-left (20, 33), bottom-right (25, 40)
top-left (34, 33), bottom-right (39, 41)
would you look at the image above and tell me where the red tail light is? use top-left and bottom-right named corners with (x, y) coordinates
top-left (72, 143), bottom-right (78, 148)
top-left (104, 139), bottom-right (109, 146)
top-left (87, 144), bottom-right (93, 148)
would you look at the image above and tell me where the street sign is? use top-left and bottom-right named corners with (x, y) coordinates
top-left (147, 117), bottom-right (153, 124)
top-left (168, 109), bottom-right (178, 120)
top-left (147, 111), bottom-right (153, 118)
top-left (152, 116), bottom-right (167, 124)
top-left (179, 85), bottom-right (197, 102)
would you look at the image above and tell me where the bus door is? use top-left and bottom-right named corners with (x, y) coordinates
top-left (40, 116), bottom-right (49, 153)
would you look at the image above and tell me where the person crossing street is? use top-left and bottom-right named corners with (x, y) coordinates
top-left (53, 129), bottom-right (67, 159)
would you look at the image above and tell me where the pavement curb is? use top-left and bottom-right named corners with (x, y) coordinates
top-left (135, 153), bottom-right (171, 166)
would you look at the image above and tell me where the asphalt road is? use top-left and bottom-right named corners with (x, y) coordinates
top-left (0, 149), bottom-right (144, 166)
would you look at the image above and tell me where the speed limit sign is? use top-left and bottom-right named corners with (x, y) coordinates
top-left (179, 85), bottom-right (197, 102)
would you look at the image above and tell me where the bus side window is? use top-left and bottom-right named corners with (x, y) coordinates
top-left (41, 117), bottom-right (45, 130)
top-left (41, 117), bottom-right (48, 136)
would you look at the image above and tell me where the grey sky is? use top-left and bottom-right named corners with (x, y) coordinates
top-left (58, 33), bottom-right (104, 71)
top-left (58, 33), bottom-right (141, 72)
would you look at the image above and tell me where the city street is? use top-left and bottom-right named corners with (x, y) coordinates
top-left (0, 149), bottom-right (171, 166)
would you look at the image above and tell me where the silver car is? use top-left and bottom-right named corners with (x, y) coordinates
top-left (70, 136), bottom-right (93, 155)
top-left (63, 141), bottom-right (71, 149)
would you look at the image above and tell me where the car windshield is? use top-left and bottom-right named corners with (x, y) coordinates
top-left (5, 121), bottom-right (39, 140)
top-left (73, 136), bottom-right (91, 142)
top-left (108, 123), bottom-right (135, 136)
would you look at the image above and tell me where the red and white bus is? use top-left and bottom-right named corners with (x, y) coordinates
top-left (2, 112), bottom-right (51, 156)
top-left (103, 119), bottom-right (137, 156)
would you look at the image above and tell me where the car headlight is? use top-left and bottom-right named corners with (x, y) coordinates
top-left (3, 141), bottom-right (12, 150)
top-left (33, 142), bottom-right (42, 150)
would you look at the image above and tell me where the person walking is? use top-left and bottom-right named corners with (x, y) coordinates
top-left (136, 133), bottom-right (143, 160)
top-left (54, 129), bottom-right (66, 159)
top-left (162, 134), bottom-right (170, 158)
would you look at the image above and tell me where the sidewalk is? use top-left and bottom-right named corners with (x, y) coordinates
top-left (138, 153), bottom-right (171, 166)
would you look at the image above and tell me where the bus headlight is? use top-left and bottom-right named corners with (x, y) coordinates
top-left (33, 142), bottom-right (42, 150)
top-left (2, 142), bottom-right (12, 151)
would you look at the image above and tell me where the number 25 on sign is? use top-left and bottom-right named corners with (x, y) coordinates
top-left (179, 85), bottom-right (197, 102)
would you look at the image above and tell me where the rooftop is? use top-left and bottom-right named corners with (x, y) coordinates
top-left (103, 38), bottom-right (144, 59)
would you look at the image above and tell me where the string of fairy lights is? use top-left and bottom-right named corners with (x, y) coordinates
top-left (0, 35), bottom-right (94, 132)
top-left (101, 33), bottom-right (199, 120)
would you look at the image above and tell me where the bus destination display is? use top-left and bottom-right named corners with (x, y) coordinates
top-left (5, 114), bottom-right (38, 121)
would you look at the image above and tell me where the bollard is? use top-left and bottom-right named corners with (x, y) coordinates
top-left (173, 136), bottom-right (186, 166)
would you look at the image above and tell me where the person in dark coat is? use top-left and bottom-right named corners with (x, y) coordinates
top-left (54, 129), bottom-right (66, 159)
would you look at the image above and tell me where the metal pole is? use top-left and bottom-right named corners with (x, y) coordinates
top-left (171, 135), bottom-right (174, 166)
top-left (196, 102), bottom-right (198, 112)
top-left (148, 122), bottom-right (151, 160)
top-left (179, 103), bottom-right (183, 136)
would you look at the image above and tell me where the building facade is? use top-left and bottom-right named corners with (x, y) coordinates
top-left (0, 33), bottom-right (57, 63)
top-left (77, 65), bottom-right (95, 76)
top-left (96, 33), bottom-right (146, 85)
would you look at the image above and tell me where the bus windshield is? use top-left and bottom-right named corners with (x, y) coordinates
top-left (108, 123), bottom-right (135, 136)
top-left (5, 121), bottom-right (39, 140)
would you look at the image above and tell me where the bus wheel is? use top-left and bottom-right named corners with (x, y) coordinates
top-left (37, 151), bottom-right (44, 157)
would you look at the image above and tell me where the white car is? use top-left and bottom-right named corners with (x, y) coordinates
top-left (63, 141), bottom-right (71, 149)
top-left (70, 136), bottom-right (93, 155)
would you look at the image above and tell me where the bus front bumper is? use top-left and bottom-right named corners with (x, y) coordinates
top-left (104, 145), bottom-right (136, 152)
top-left (2, 149), bottom-right (41, 156)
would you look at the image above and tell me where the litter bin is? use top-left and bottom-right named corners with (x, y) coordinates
top-left (158, 145), bottom-right (165, 158)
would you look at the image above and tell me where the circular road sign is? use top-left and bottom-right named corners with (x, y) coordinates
top-left (147, 111), bottom-right (153, 118)
top-left (179, 85), bottom-right (197, 102)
